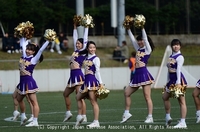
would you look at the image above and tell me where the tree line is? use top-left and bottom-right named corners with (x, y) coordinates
top-left (0, 0), bottom-right (199, 37)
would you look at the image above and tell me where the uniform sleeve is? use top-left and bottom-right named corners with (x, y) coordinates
top-left (127, 29), bottom-right (139, 50)
top-left (81, 27), bottom-right (88, 51)
top-left (73, 29), bottom-right (78, 51)
top-left (31, 41), bottom-right (49, 64)
top-left (20, 37), bottom-right (28, 58)
top-left (93, 57), bottom-right (103, 84)
top-left (142, 28), bottom-right (152, 55)
top-left (176, 55), bottom-right (184, 84)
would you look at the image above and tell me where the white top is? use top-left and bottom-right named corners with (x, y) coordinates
top-left (20, 37), bottom-right (49, 65)
top-left (73, 27), bottom-right (89, 51)
top-left (127, 28), bottom-right (152, 55)
top-left (87, 54), bottom-right (103, 84)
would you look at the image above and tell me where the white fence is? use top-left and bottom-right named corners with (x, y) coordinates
top-left (0, 65), bottom-right (199, 93)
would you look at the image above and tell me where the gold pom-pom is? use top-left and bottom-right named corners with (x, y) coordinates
top-left (123, 15), bottom-right (134, 29)
top-left (95, 85), bottom-right (110, 100)
top-left (23, 21), bottom-right (34, 39)
top-left (134, 14), bottom-right (146, 29)
top-left (167, 84), bottom-right (186, 98)
top-left (14, 21), bottom-right (34, 39)
top-left (73, 15), bottom-right (82, 26)
top-left (44, 29), bottom-right (57, 42)
top-left (80, 14), bottom-right (95, 28)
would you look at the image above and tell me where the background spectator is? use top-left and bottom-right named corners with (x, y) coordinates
top-left (2, 33), bottom-right (14, 53)
top-left (113, 40), bottom-right (129, 63)
top-left (58, 32), bottom-right (68, 52)
top-left (13, 34), bottom-right (21, 53)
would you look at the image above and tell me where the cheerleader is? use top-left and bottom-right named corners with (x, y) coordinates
top-left (16, 29), bottom-right (54, 127)
top-left (192, 79), bottom-right (200, 123)
top-left (75, 41), bottom-right (103, 128)
top-left (120, 28), bottom-right (155, 124)
top-left (162, 39), bottom-right (187, 128)
top-left (63, 23), bottom-right (88, 122)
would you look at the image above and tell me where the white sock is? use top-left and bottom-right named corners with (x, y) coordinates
top-left (21, 113), bottom-right (26, 117)
top-left (66, 111), bottom-right (71, 114)
top-left (196, 110), bottom-right (200, 115)
top-left (166, 113), bottom-right (171, 118)
top-left (33, 117), bottom-right (38, 122)
top-left (180, 118), bottom-right (185, 123)
top-left (148, 114), bottom-right (152, 118)
top-left (124, 110), bottom-right (129, 113)
top-left (93, 120), bottom-right (99, 123)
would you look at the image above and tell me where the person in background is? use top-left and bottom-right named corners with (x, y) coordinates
top-left (129, 51), bottom-right (136, 81)
top-left (120, 27), bottom-right (155, 124)
top-left (2, 33), bottom-right (15, 53)
top-left (192, 79), bottom-right (200, 123)
top-left (13, 34), bottom-right (21, 53)
top-left (114, 40), bottom-right (129, 63)
top-left (50, 37), bottom-right (62, 54)
top-left (58, 32), bottom-right (68, 52)
top-left (162, 39), bottom-right (187, 128)
top-left (76, 41), bottom-right (103, 128)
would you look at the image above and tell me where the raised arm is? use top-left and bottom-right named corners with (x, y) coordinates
top-left (73, 25), bottom-right (78, 51)
top-left (20, 37), bottom-right (28, 58)
top-left (80, 27), bottom-right (89, 51)
top-left (142, 28), bottom-right (152, 54)
top-left (176, 55), bottom-right (184, 85)
top-left (94, 57), bottom-right (103, 84)
top-left (127, 29), bottom-right (139, 50)
top-left (31, 41), bottom-right (49, 64)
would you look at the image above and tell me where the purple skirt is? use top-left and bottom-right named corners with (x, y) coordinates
top-left (80, 74), bottom-right (100, 93)
top-left (196, 79), bottom-right (200, 88)
top-left (67, 69), bottom-right (84, 88)
top-left (166, 72), bottom-right (187, 90)
top-left (130, 67), bottom-right (154, 87)
top-left (16, 75), bottom-right (38, 95)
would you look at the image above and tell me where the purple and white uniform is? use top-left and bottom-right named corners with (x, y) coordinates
top-left (196, 79), bottom-right (200, 88)
top-left (127, 29), bottom-right (154, 87)
top-left (165, 51), bottom-right (187, 92)
top-left (80, 54), bottom-right (103, 93)
top-left (67, 27), bottom-right (88, 88)
top-left (17, 38), bottom-right (49, 95)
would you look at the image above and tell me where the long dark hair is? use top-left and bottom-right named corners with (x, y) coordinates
top-left (136, 34), bottom-right (155, 52)
top-left (26, 42), bottom-right (44, 63)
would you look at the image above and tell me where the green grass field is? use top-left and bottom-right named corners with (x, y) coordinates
top-left (0, 89), bottom-right (199, 132)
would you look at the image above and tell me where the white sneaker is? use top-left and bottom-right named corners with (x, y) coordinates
top-left (87, 122), bottom-right (100, 128)
top-left (144, 116), bottom-right (154, 123)
top-left (165, 117), bottom-right (172, 126)
top-left (7, 50), bottom-right (11, 54)
top-left (82, 116), bottom-right (87, 123)
top-left (20, 116), bottom-right (28, 126)
top-left (27, 116), bottom-right (34, 122)
top-left (15, 49), bottom-right (19, 53)
top-left (58, 50), bottom-right (62, 54)
top-left (196, 117), bottom-right (200, 123)
top-left (25, 121), bottom-right (39, 127)
top-left (12, 111), bottom-right (20, 121)
top-left (50, 49), bottom-right (54, 52)
top-left (75, 115), bottom-right (84, 127)
top-left (174, 121), bottom-right (187, 129)
top-left (120, 113), bottom-right (132, 123)
top-left (196, 113), bottom-right (200, 123)
top-left (63, 112), bottom-right (73, 122)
